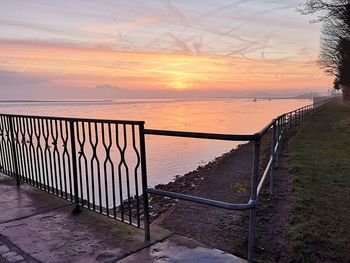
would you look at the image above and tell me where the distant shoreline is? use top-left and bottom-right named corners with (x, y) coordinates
top-left (0, 100), bottom-right (113, 103)
top-left (0, 97), bottom-right (312, 104)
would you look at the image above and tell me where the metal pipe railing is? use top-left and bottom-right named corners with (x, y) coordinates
top-left (141, 96), bottom-right (339, 262)
top-left (143, 129), bottom-right (259, 141)
top-left (147, 188), bottom-right (255, 210)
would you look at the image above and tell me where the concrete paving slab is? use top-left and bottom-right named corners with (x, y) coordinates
top-left (117, 234), bottom-right (247, 263)
top-left (0, 233), bottom-right (39, 263)
top-left (0, 174), bottom-right (70, 224)
top-left (0, 205), bottom-right (171, 263)
top-left (0, 172), bottom-right (247, 263)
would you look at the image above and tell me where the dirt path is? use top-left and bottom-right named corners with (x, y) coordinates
top-left (152, 143), bottom-right (254, 259)
top-left (254, 140), bottom-right (293, 263)
top-left (150, 136), bottom-right (294, 262)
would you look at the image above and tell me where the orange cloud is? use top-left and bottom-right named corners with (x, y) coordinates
top-left (0, 40), bottom-right (331, 90)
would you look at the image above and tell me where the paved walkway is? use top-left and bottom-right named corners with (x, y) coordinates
top-left (0, 173), bottom-right (246, 263)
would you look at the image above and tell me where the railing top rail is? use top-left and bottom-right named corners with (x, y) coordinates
top-left (143, 128), bottom-right (259, 141)
top-left (0, 113), bottom-right (145, 125)
top-left (256, 119), bottom-right (275, 137)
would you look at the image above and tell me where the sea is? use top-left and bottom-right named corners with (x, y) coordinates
top-left (0, 98), bottom-right (310, 187)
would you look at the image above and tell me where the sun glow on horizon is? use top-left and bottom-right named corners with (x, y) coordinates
top-left (0, 0), bottom-right (334, 98)
top-left (0, 39), bottom-right (331, 92)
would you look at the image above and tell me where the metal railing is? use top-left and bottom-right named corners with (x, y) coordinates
top-left (142, 97), bottom-right (336, 262)
top-left (0, 115), bottom-right (148, 228)
top-left (0, 97), bottom-right (337, 262)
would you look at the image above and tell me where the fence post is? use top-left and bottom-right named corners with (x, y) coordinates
top-left (8, 116), bottom-right (20, 186)
top-left (269, 121), bottom-right (276, 195)
top-left (282, 114), bottom-right (286, 137)
top-left (275, 118), bottom-right (280, 168)
top-left (248, 139), bottom-right (260, 263)
top-left (301, 108), bottom-right (304, 124)
top-left (69, 121), bottom-right (81, 214)
top-left (139, 123), bottom-right (150, 242)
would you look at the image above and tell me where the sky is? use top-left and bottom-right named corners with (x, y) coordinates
top-left (0, 0), bottom-right (333, 99)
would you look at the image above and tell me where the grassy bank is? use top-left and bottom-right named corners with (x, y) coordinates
top-left (289, 100), bottom-right (350, 262)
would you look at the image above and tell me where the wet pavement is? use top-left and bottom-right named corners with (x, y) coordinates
top-left (0, 173), bottom-right (246, 262)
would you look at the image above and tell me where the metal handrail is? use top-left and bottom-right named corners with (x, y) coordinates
top-left (144, 128), bottom-right (259, 141)
top-left (147, 188), bottom-right (255, 210)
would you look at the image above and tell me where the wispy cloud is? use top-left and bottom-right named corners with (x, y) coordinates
top-left (0, 39), bottom-right (330, 92)
top-left (0, 0), bottom-right (331, 96)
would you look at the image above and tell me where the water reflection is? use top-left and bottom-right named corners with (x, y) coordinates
top-left (0, 98), bottom-right (311, 188)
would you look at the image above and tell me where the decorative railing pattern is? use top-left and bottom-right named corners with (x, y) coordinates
top-left (0, 115), bottom-right (147, 227)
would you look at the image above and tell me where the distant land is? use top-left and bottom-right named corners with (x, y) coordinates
top-left (0, 100), bottom-right (113, 103)
top-left (0, 92), bottom-right (324, 104)
top-left (0, 80), bottom-right (334, 101)
top-left (246, 91), bottom-right (319, 99)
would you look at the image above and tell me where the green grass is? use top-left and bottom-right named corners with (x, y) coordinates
top-left (289, 101), bottom-right (350, 262)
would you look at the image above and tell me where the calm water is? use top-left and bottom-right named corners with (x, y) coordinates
top-left (0, 98), bottom-right (310, 187)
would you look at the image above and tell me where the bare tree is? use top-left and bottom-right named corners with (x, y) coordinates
top-left (299, 0), bottom-right (350, 99)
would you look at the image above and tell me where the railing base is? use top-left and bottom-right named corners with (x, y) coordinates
top-left (72, 205), bottom-right (81, 215)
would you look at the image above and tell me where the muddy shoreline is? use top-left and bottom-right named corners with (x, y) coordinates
top-left (121, 143), bottom-right (250, 222)
top-left (121, 134), bottom-right (293, 262)
top-left (148, 145), bottom-right (247, 221)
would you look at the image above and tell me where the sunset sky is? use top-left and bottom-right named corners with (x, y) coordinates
top-left (0, 0), bottom-right (333, 99)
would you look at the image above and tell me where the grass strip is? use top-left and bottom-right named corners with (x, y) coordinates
top-left (289, 100), bottom-right (350, 262)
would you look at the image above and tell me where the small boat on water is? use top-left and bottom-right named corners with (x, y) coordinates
top-left (252, 97), bottom-right (257, 102)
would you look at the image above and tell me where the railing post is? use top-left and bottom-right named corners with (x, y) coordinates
top-left (282, 114), bottom-right (286, 136)
top-left (248, 139), bottom-right (260, 263)
top-left (289, 113), bottom-right (292, 130)
top-left (69, 121), bottom-right (81, 214)
top-left (269, 121), bottom-right (276, 195)
top-left (301, 108), bottom-right (304, 124)
top-left (139, 123), bottom-right (150, 242)
top-left (306, 106), bottom-right (308, 118)
top-left (275, 118), bottom-right (280, 168)
top-left (8, 116), bottom-right (20, 186)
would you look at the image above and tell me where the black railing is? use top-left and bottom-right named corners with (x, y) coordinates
top-left (0, 97), bottom-right (338, 262)
top-left (0, 115), bottom-right (147, 228)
